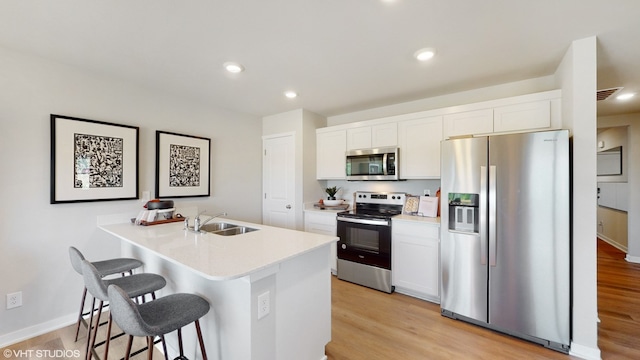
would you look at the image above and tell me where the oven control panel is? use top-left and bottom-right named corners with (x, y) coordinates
top-left (355, 191), bottom-right (405, 205)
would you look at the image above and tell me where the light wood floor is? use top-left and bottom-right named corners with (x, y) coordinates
top-left (3, 239), bottom-right (639, 359)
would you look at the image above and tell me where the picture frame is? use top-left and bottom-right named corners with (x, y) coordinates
top-left (403, 195), bottom-right (420, 215)
top-left (50, 114), bottom-right (139, 204)
top-left (155, 131), bottom-right (211, 198)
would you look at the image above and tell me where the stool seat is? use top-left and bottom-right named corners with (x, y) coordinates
top-left (69, 246), bottom-right (142, 278)
top-left (108, 285), bottom-right (210, 360)
top-left (94, 271), bottom-right (167, 301)
top-left (91, 258), bottom-right (144, 277)
top-left (117, 292), bottom-right (210, 337)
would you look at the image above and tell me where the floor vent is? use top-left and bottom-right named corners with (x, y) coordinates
top-left (597, 87), bottom-right (623, 101)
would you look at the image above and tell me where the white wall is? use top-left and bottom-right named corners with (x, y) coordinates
top-left (262, 109), bottom-right (326, 230)
top-left (555, 36), bottom-right (600, 359)
top-left (0, 46), bottom-right (262, 345)
top-left (598, 113), bottom-right (640, 263)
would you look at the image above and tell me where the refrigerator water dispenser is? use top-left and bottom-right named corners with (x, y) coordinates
top-left (448, 193), bottom-right (479, 233)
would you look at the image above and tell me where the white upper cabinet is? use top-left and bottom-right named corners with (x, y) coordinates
top-left (443, 109), bottom-right (493, 138)
top-left (398, 116), bottom-right (443, 179)
top-left (316, 129), bottom-right (346, 179)
top-left (371, 122), bottom-right (398, 148)
top-left (442, 91), bottom-right (560, 138)
top-left (493, 100), bottom-right (551, 133)
top-left (346, 127), bottom-right (371, 150)
top-left (317, 90), bottom-right (561, 179)
top-left (347, 122), bottom-right (397, 150)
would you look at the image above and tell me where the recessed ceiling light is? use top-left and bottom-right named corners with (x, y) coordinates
top-left (616, 93), bottom-right (635, 100)
top-left (284, 91), bottom-right (298, 99)
top-left (223, 62), bottom-right (244, 73)
top-left (414, 48), bottom-right (436, 61)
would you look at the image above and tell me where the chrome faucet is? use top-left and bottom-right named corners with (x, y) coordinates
top-left (194, 211), bottom-right (227, 232)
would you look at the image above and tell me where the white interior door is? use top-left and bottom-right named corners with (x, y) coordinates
top-left (263, 134), bottom-right (296, 229)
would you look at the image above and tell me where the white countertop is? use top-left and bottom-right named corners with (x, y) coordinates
top-left (303, 202), bottom-right (350, 213)
top-left (393, 214), bottom-right (441, 225)
top-left (99, 219), bottom-right (338, 281)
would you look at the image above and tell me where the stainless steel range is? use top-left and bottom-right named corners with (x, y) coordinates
top-left (336, 191), bottom-right (405, 293)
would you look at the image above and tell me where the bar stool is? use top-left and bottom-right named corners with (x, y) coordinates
top-left (81, 260), bottom-right (167, 360)
top-left (107, 284), bottom-right (210, 360)
top-left (69, 246), bottom-right (143, 341)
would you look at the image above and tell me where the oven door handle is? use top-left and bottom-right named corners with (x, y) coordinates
top-left (337, 216), bottom-right (389, 226)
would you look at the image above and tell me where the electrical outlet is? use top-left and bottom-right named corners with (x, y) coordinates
top-left (257, 291), bottom-right (270, 320)
top-left (423, 189), bottom-right (431, 196)
top-left (7, 291), bottom-right (22, 309)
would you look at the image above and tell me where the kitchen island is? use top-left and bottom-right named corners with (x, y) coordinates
top-left (98, 218), bottom-right (337, 360)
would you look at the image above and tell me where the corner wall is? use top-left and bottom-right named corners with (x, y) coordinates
top-left (0, 46), bottom-right (262, 345)
top-left (555, 36), bottom-right (600, 359)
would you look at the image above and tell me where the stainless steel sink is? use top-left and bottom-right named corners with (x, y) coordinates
top-left (199, 222), bottom-right (239, 232)
top-left (211, 226), bottom-right (259, 236)
top-left (199, 222), bottom-right (259, 236)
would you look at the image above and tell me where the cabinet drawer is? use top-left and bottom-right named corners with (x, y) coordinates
top-left (393, 221), bottom-right (439, 239)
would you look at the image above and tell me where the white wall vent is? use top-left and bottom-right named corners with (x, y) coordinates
top-left (597, 87), bottom-right (623, 101)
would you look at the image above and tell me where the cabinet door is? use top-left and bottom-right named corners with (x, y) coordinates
top-left (317, 130), bottom-right (346, 179)
top-left (346, 127), bottom-right (372, 150)
top-left (392, 222), bottom-right (440, 302)
top-left (304, 211), bottom-right (338, 273)
top-left (493, 100), bottom-right (551, 133)
top-left (398, 116), bottom-right (442, 179)
top-left (371, 122), bottom-right (398, 148)
top-left (443, 109), bottom-right (493, 138)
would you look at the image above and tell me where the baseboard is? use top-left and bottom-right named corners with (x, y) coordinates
top-left (569, 341), bottom-right (601, 360)
top-left (0, 313), bottom-right (76, 348)
top-left (625, 254), bottom-right (640, 264)
top-left (596, 234), bottom-right (628, 253)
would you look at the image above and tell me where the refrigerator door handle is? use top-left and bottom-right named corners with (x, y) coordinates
top-left (489, 165), bottom-right (497, 267)
top-left (479, 166), bottom-right (488, 265)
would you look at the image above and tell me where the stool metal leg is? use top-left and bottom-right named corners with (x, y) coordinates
top-left (147, 336), bottom-right (154, 360)
top-left (86, 300), bottom-right (104, 360)
top-left (177, 328), bottom-right (184, 358)
top-left (124, 335), bottom-right (134, 360)
top-left (195, 320), bottom-right (208, 360)
top-left (84, 297), bottom-right (97, 358)
top-left (103, 314), bottom-right (113, 360)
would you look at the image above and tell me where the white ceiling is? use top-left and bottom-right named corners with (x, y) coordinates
top-left (1, 0), bottom-right (639, 118)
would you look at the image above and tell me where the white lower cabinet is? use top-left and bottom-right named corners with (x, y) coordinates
top-left (392, 218), bottom-right (440, 303)
top-left (304, 210), bottom-right (338, 274)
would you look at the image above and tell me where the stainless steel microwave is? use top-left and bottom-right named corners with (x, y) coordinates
top-left (346, 147), bottom-right (399, 181)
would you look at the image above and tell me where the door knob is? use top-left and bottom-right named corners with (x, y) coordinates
top-left (286, 205), bottom-right (292, 209)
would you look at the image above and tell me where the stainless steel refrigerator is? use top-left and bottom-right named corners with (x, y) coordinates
top-left (440, 130), bottom-right (570, 353)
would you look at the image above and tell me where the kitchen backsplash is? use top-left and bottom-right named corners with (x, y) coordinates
top-left (324, 179), bottom-right (441, 203)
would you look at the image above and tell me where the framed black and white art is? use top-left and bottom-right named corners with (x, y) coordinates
top-left (50, 114), bottom-right (139, 204)
top-left (155, 131), bottom-right (211, 198)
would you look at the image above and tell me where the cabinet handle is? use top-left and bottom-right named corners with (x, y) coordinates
top-left (286, 205), bottom-right (292, 209)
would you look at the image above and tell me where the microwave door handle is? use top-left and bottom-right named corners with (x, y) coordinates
top-left (382, 153), bottom-right (388, 175)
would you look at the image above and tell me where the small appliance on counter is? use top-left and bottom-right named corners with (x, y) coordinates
top-left (133, 199), bottom-right (182, 225)
top-left (336, 191), bottom-right (405, 293)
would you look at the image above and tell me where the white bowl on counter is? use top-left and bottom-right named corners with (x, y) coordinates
top-left (324, 199), bottom-right (343, 206)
